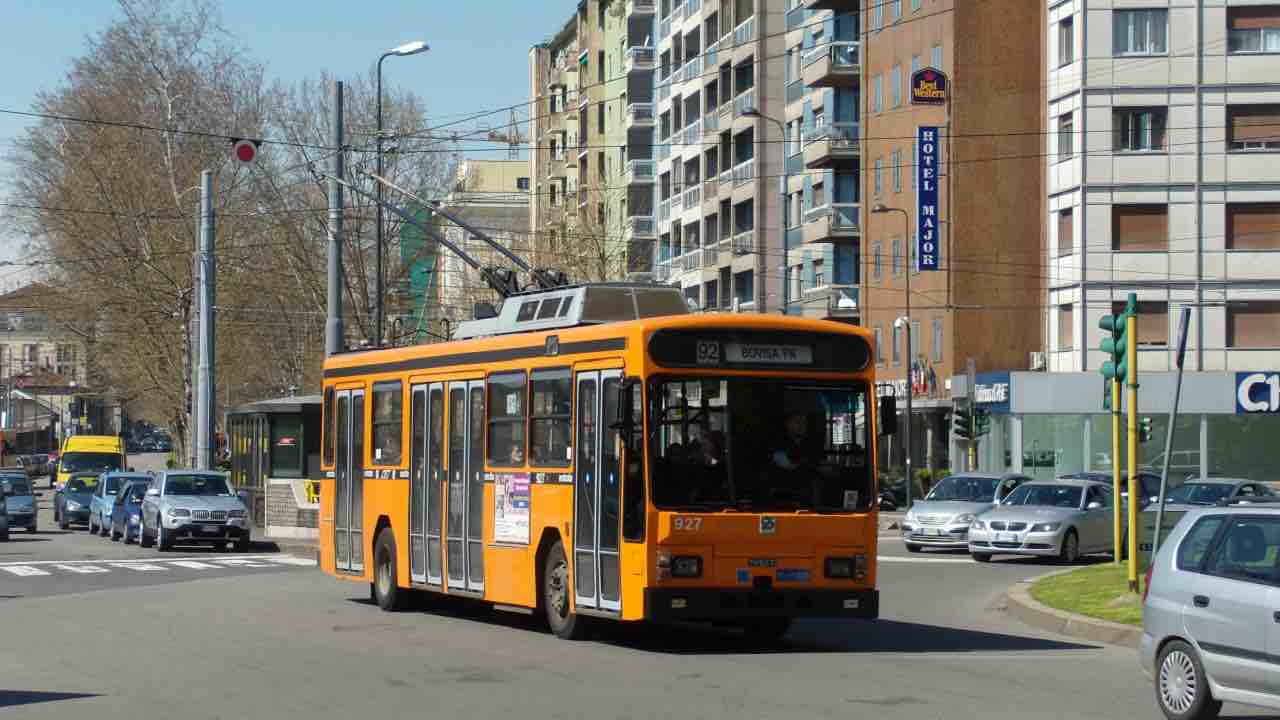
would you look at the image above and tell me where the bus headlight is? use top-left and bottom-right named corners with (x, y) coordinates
top-left (671, 556), bottom-right (702, 578)
top-left (825, 557), bottom-right (854, 579)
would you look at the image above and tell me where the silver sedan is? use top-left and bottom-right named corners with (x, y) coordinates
top-left (968, 480), bottom-right (1120, 563)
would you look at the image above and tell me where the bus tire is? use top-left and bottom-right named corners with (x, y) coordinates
top-left (543, 540), bottom-right (586, 640)
top-left (372, 529), bottom-right (405, 612)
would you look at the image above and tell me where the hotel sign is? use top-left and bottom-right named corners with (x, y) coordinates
top-left (916, 126), bottom-right (940, 271)
top-left (910, 67), bottom-right (948, 106)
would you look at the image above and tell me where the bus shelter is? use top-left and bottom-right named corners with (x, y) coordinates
top-left (226, 395), bottom-right (321, 542)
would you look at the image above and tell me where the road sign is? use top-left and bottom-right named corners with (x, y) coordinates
top-left (231, 138), bottom-right (260, 165)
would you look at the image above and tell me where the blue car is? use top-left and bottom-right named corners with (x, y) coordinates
top-left (109, 479), bottom-right (149, 543)
top-left (1, 471), bottom-right (36, 533)
top-left (55, 473), bottom-right (99, 529)
top-left (89, 471), bottom-right (150, 536)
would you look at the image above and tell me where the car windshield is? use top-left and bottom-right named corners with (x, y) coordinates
top-left (650, 378), bottom-right (872, 512)
top-left (3, 476), bottom-right (32, 495)
top-left (125, 483), bottom-right (148, 501)
top-left (60, 452), bottom-right (122, 474)
top-left (102, 475), bottom-right (125, 493)
top-left (925, 475), bottom-right (999, 503)
top-left (1166, 482), bottom-right (1236, 506)
top-left (1003, 484), bottom-right (1083, 509)
top-left (164, 474), bottom-right (232, 496)
top-left (66, 477), bottom-right (98, 493)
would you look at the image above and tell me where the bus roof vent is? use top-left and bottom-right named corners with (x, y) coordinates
top-left (452, 283), bottom-right (689, 340)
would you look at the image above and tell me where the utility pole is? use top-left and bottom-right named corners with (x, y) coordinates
top-left (196, 170), bottom-right (215, 470)
top-left (326, 80), bottom-right (345, 357)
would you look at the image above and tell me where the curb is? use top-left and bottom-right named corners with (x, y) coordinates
top-left (270, 541), bottom-right (319, 561)
top-left (1005, 574), bottom-right (1142, 648)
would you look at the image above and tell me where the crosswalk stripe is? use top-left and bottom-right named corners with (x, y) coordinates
top-left (108, 563), bottom-right (167, 572)
top-left (270, 556), bottom-right (316, 567)
top-left (213, 559), bottom-right (271, 567)
top-left (54, 564), bottom-right (108, 574)
top-left (168, 560), bottom-right (218, 569)
top-left (0, 565), bottom-right (50, 577)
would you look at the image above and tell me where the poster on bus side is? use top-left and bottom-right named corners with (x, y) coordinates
top-left (494, 473), bottom-right (531, 544)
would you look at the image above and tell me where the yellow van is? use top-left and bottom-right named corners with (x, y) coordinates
top-left (56, 435), bottom-right (127, 488)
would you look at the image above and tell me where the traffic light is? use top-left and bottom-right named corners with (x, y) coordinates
top-left (974, 409), bottom-right (992, 438)
top-left (953, 405), bottom-right (973, 441)
top-left (1099, 295), bottom-right (1137, 384)
top-left (1139, 417), bottom-right (1153, 443)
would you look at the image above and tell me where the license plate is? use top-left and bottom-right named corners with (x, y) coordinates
top-left (927, 528), bottom-right (942, 537)
top-left (999, 533), bottom-right (1016, 544)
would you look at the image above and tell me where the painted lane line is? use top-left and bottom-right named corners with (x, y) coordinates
top-left (213, 559), bottom-right (272, 567)
top-left (877, 555), bottom-right (973, 564)
top-left (0, 554), bottom-right (281, 567)
top-left (108, 563), bottom-right (167, 572)
top-left (168, 560), bottom-right (219, 570)
top-left (0, 565), bottom-right (50, 577)
top-left (270, 556), bottom-right (317, 567)
top-left (53, 564), bottom-right (108, 574)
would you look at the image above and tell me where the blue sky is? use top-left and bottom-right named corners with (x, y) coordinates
top-left (0, 0), bottom-right (570, 269)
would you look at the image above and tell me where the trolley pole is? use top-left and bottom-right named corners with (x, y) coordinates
top-left (196, 170), bottom-right (215, 470)
top-left (326, 80), bottom-right (345, 357)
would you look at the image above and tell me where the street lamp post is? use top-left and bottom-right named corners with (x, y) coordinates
top-left (873, 203), bottom-right (913, 507)
top-left (375, 40), bottom-right (429, 346)
top-left (742, 108), bottom-right (789, 314)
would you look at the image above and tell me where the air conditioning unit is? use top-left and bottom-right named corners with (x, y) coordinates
top-left (1029, 351), bottom-right (1047, 371)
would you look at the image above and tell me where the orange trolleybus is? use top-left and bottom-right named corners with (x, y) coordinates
top-left (319, 284), bottom-right (892, 640)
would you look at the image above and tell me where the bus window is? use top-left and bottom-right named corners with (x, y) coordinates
top-left (487, 372), bottom-right (526, 466)
top-left (621, 381), bottom-right (645, 542)
top-left (323, 385), bottom-right (334, 467)
top-left (371, 381), bottom-right (403, 465)
top-left (529, 369), bottom-right (571, 466)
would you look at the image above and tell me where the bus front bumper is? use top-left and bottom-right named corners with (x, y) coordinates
top-left (645, 587), bottom-right (879, 622)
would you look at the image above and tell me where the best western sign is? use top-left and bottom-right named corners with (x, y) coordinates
top-left (910, 67), bottom-right (949, 106)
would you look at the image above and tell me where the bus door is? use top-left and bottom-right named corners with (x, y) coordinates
top-left (333, 388), bottom-right (366, 574)
top-left (445, 380), bottom-right (485, 593)
top-left (409, 383), bottom-right (445, 587)
top-left (573, 369), bottom-right (622, 613)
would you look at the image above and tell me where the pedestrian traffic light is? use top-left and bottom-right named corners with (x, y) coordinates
top-left (975, 408), bottom-right (992, 438)
top-left (1099, 295), bottom-right (1137, 384)
top-left (953, 405), bottom-right (973, 441)
top-left (1139, 417), bottom-right (1153, 443)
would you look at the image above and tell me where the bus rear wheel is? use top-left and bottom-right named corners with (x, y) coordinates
top-left (372, 529), bottom-right (405, 611)
top-left (543, 539), bottom-right (587, 640)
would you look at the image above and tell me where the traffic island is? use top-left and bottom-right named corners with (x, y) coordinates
top-left (1005, 564), bottom-right (1143, 647)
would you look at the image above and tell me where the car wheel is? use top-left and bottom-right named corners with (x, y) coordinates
top-left (58, 507), bottom-right (69, 531)
top-left (88, 515), bottom-right (97, 535)
top-left (905, 543), bottom-right (922, 553)
top-left (234, 536), bottom-right (250, 553)
top-left (543, 539), bottom-right (586, 640)
top-left (110, 524), bottom-right (121, 542)
top-left (100, 515), bottom-right (110, 537)
top-left (371, 530), bottom-right (405, 611)
top-left (157, 524), bottom-right (173, 552)
top-left (139, 521), bottom-right (154, 548)
top-left (1156, 640), bottom-right (1222, 720)
top-left (972, 552), bottom-right (993, 563)
top-left (0, 528), bottom-right (7, 542)
top-left (1058, 529), bottom-right (1080, 564)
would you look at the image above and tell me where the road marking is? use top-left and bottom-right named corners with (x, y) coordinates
top-left (0, 554), bottom-right (282, 567)
top-left (877, 555), bottom-right (973, 564)
top-left (269, 556), bottom-right (317, 567)
top-left (0, 565), bottom-right (50, 577)
top-left (168, 560), bottom-right (218, 569)
top-left (213, 559), bottom-right (271, 567)
top-left (108, 563), bottom-right (167, 572)
top-left (53, 564), bottom-right (109, 574)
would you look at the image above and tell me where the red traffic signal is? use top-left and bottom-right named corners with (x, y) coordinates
top-left (231, 138), bottom-right (260, 165)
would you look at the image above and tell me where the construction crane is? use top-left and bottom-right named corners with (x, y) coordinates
top-left (483, 109), bottom-right (524, 160)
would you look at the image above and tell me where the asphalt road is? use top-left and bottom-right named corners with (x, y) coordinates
top-left (2, 511), bottom-right (1274, 718)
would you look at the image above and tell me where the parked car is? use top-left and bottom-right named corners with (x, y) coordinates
top-left (54, 473), bottom-right (100, 529)
top-left (900, 472), bottom-right (1031, 552)
top-left (1140, 500), bottom-right (1280, 720)
top-left (139, 470), bottom-right (249, 552)
top-left (153, 435), bottom-right (173, 453)
top-left (1152, 478), bottom-right (1277, 510)
top-left (0, 471), bottom-right (37, 533)
top-left (109, 479), bottom-right (150, 543)
top-left (1061, 471), bottom-right (1165, 509)
top-left (0, 477), bottom-right (10, 541)
top-left (968, 479), bottom-right (1119, 563)
top-left (89, 471), bottom-right (151, 536)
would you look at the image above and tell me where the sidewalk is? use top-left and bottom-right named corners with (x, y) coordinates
top-left (1004, 570), bottom-right (1142, 648)
top-left (249, 526), bottom-right (318, 561)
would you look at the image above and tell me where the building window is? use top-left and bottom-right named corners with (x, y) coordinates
top-left (516, 177), bottom-right (530, 190)
top-left (873, 157), bottom-right (883, 196)
top-left (911, 0), bottom-right (921, 12)
top-left (931, 317), bottom-right (943, 362)
top-left (1112, 300), bottom-right (1168, 346)
top-left (1058, 112), bottom-right (1074, 159)
top-left (911, 54), bottom-right (921, 76)
top-left (1227, 301), bottom-right (1280, 348)
top-left (1226, 203), bottom-right (1280, 250)
top-left (931, 43), bottom-right (943, 70)
top-left (813, 259), bottom-right (825, 287)
top-left (371, 381), bottom-right (404, 466)
top-left (892, 238), bottom-right (902, 275)
top-left (1058, 304), bottom-right (1074, 351)
top-left (872, 74), bottom-right (882, 113)
top-left (1058, 208), bottom-right (1074, 257)
top-left (892, 324), bottom-right (902, 365)
top-left (891, 64), bottom-right (902, 107)
top-left (1112, 204), bottom-right (1169, 252)
top-left (1114, 9), bottom-right (1168, 55)
top-left (872, 241), bottom-right (882, 281)
top-left (1228, 105), bottom-right (1280, 151)
top-left (891, 0), bottom-right (901, 21)
top-left (874, 326), bottom-right (885, 364)
top-left (1228, 6), bottom-right (1280, 53)
top-left (1059, 16), bottom-right (1074, 66)
top-left (487, 372), bottom-right (526, 466)
top-left (529, 368), bottom-right (571, 467)
top-left (892, 149), bottom-right (902, 192)
top-left (1115, 108), bottom-right (1167, 152)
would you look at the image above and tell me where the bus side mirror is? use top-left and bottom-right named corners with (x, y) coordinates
top-left (879, 396), bottom-right (898, 436)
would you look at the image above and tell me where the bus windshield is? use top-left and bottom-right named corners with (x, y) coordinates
top-left (649, 378), bottom-right (871, 512)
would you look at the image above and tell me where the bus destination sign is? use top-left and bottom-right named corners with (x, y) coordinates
top-left (723, 343), bottom-right (813, 365)
top-left (649, 329), bottom-right (870, 371)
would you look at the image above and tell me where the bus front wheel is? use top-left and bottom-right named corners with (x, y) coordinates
top-left (543, 540), bottom-right (587, 640)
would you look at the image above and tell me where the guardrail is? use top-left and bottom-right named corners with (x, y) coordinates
top-left (732, 158), bottom-right (755, 187)
top-left (733, 230), bottom-right (754, 255)
top-left (733, 88), bottom-right (756, 116)
top-left (733, 15), bottom-right (756, 45)
top-left (803, 120), bottom-right (859, 148)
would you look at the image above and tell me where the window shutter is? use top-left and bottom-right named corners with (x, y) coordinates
top-left (1112, 205), bottom-right (1168, 251)
top-left (1058, 208), bottom-right (1074, 257)
top-left (1227, 301), bottom-right (1280, 348)
top-left (1229, 105), bottom-right (1280, 143)
top-left (1229, 6), bottom-right (1280, 29)
top-left (1226, 203), bottom-right (1280, 250)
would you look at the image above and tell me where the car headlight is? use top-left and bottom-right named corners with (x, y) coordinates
top-left (1031, 522), bottom-right (1061, 532)
top-left (228, 509), bottom-right (246, 518)
top-left (971, 519), bottom-right (986, 530)
top-left (66, 500), bottom-right (82, 511)
top-left (129, 514), bottom-right (140, 523)
top-left (168, 507), bottom-right (191, 517)
top-left (953, 513), bottom-right (975, 525)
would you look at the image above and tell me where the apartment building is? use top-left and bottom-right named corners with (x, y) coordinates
top-left (857, 0), bottom-right (1043, 473)
top-left (1030, 1), bottom-right (1280, 481)
top-left (530, 0), bottom-right (656, 285)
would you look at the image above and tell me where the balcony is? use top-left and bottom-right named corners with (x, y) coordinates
top-left (657, 139), bottom-right (671, 162)
top-left (626, 102), bottom-right (656, 129)
top-left (732, 88), bottom-right (756, 118)
top-left (703, 243), bottom-right (719, 266)
top-left (681, 118), bottom-right (702, 148)
top-left (786, 5), bottom-right (809, 31)
top-left (626, 0), bottom-right (656, 16)
top-left (703, 110), bottom-right (720, 134)
top-left (658, 198), bottom-right (672, 223)
top-left (625, 47), bottom-right (656, 74)
top-left (802, 0), bottom-right (851, 10)
top-left (659, 15), bottom-right (672, 42)
top-left (786, 79), bottom-right (807, 106)
top-left (824, 286), bottom-right (859, 319)
top-left (732, 230), bottom-right (755, 255)
top-left (657, 78), bottom-right (672, 102)
top-left (681, 183), bottom-right (701, 211)
top-left (627, 215), bottom-right (657, 240)
top-left (702, 177), bottom-right (718, 200)
top-left (705, 39), bottom-right (720, 68)
top-left (626, 159), bottom-right (656, 185)
top-left (802, 203), bottom-right (861, 244)
top-left (803, 121), bottom-right (860, 168)
top-left (733, 16), bottom-right (756, 46)
top-left (679, 56), bottom-right (702, 89)
top-left (801, 42), bottom-right (861, 88)
top-left (685, 0), bottom-right (702, 19)
top-left (655, 261), bottom-right (672, 283)
top-left (731, 158), bottom-right (755, 187)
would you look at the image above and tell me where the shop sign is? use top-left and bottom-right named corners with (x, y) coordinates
top-left (1236, 372), bottom-right (1280, 413)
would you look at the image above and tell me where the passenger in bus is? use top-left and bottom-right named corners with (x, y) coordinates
top-left (771, 413), bottom-right (822, 472)
top-left (509, 443), bottom-right (524, 465)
